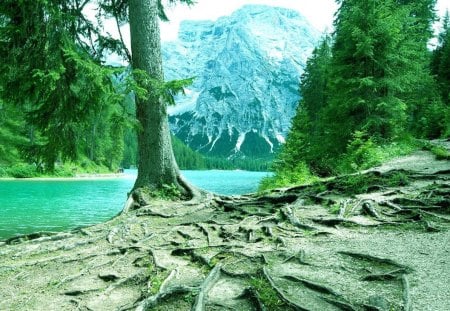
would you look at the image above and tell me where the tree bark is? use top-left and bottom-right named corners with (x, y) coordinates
top-left (128, 0), bottom-right (183, 192)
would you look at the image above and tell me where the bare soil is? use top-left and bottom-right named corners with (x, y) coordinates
top-left (0, 141), bottom-right (449, 311)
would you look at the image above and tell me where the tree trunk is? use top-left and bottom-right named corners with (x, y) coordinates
top-left (129, 0), bottom-right (183, 193)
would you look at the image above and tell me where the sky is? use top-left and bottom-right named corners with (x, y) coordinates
top-left (160, 0), bottom-right (339, 41)
top-left (101, 0), bottom-right (450, 64)
top-left (159, 0), bottom-right (450, 42)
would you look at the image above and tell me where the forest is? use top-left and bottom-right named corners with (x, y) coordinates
top-left (263, 0), bottom-right (450, 189)
top-left (0, 0), bottom-right (449, 180)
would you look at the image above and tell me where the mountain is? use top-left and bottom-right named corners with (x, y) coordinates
top-left (163, 5), bottom-right (320, 158)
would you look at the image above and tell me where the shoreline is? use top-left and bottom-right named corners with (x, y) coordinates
top-left (0, 172), bottom-right (127, 181)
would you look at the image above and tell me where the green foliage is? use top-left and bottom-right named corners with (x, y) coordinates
top-left (431, 147), bottom-right (450, 160)
top-left (148, 269), bottom-right (170, 295)
top-left (422, 144), bottom-right (450, 160)
top-left (0, 159), bottom-right (114, 178)
top-left (127, 69), bottom-right (194, 105)
top-left (122, 132), bottom-right (272, 171)
top-left (0, 0), bottom-right (132, 172)
top-left (259, 161), bottom-right (317, 191)
top-left (0, 101), bottom-right (27, 166)
top-left (2, 164), bottom-right (40, 178)
top-left (172, 136), bottom-right (207, 169)
top-left (342, 131), bottom-right (381, 170)
top-left (265, 0), bottom-right (444, 190)
top-left (431, 11), bottom-right (450, 137)
top-left (248, 276), bottom-right (290, 310)
top-left (142, 183), bottom-right (184, 201)
top-left (328, 203), bottom-right (341, 215)
top-left (157, 0), bottom-right (195, 22)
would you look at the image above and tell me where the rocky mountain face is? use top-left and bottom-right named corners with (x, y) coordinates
top-left (163, 5), bottom-right (320, 158)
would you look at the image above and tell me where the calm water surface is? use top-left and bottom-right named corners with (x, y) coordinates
top-left (0, 170), bottom-right (269, 239)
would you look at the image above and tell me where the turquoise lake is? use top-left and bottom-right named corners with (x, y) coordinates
top-left (0, 170), bottom-right (269, 240)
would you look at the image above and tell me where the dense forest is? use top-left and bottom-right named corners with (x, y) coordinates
top-left (262, 0), bottom-right (450, 189)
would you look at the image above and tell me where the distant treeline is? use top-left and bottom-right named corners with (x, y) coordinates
top-left (123, 133), bottom-right (272, 172)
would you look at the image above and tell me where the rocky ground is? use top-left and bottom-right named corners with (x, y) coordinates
top-left (0, 142), bottom-right (449, 311)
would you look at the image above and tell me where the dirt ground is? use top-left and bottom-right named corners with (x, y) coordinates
top-left (0, 142), bottom-right (449, 311)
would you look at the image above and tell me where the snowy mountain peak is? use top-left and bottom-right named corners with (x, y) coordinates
top-left (163, 5), bottom-right (320, 158)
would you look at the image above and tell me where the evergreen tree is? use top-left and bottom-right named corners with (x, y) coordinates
top-left (328, 0), bottom-right (409, 148)
top-left (269, 0), bottom-right (443, 184)
top-left (274, 35), bottom-right (332, 175)
top-left (318, 0), bottom-right (439, 168)
top-left (431, 11), bottom-right (450, 136)
top-left (128, 0), bottom-right (199, 196)
top-left (399, 0), bottom-right (445, 138)
top-left (0, 0), bottom-right (125, 170)
top-left (0, 99), bottom-right (27, 166)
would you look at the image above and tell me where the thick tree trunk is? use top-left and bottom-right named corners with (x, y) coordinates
top-left (129, 0), bottom-right (182, 192)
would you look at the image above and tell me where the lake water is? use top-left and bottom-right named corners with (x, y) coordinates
top-left (0, 170), bottom-right (269, 240)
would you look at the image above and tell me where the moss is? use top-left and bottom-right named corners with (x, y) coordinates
top-left (247, 274), bottom-right (296, 311)
top-left (430, 146), bottom-right (450, 160)
top-left (248, 276), bottom-right (286, 310)
top-left (139, 183), bottom-right (185, 201)
top-left (148, 269), bottom-right (170, 295)
top-left (328, 203), bottom-right (341, 215)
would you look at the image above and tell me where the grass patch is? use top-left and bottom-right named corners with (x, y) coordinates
top-left (422, 142), bottom-right (450, 160)
top-left (260, 137), bottom-right (419, 191)
top-left (328, 203), bottom-right (341, 215)
top-left (336, 135), bottom-right (419, 174)
top-left (430, 146), bottom-right (450, 160)
top-left (259, 161), bottom-right (318, 191)
top-left (148, 268), bottom-right (170, 295)
top-left (248, 275), bottom-right (292, 311)
top-left (138, 183), bottom-right (185, 201)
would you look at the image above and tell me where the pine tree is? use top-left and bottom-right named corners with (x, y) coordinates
top-left (269, 0), bottom-right (442, 184)
top-left (431, 11), bottom-right (450, 136)
top-left (328, 0), bottom-right (411, 147)
top-left (0, 99), bottom-right (27, 166)
top-left (275, 35), bottom-right (332, 175)
top-left (128, 0), bottom-right (200, 197)
top-left (398, 0), bottom-right (445, 138)
top-left (0, 0), bottom-right (124, 170)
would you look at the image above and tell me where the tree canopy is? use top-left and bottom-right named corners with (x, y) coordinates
top-left (0, 0), bottom-right (204, 183)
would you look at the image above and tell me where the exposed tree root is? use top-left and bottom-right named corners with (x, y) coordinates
top-left (321, 297), bottom-right (357, 311)
top-left (361, 268), bottom-right (408, 281)
top-left (237, 287), bottom-right (266, 311)
top-left (262, 267), bottom-right (307, 311)
top-left (281, 206), bottom-right (317, 231)
top-left (361, 200), bottom-right (381, 219)
top-left (282, 275), bottom-right (340, 296)
top-left (1, 154), bottom-right (449, 310)
top-left (379, 200), bottom-right (403, 212)
top-left (192, 264), bottom-right (222, 311)
top-left (4, 231), bottom-right (71, 245)
top-left (402, 274), bottom-right (411, 311)
top-left (134, 270), bottom-right (195, 311)
top-left (282, 250), bottom-right (309, 265)
top-left (195, 224), bottom-right (211, 245)
top-left (338, 251), bottom-right (412, 272)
